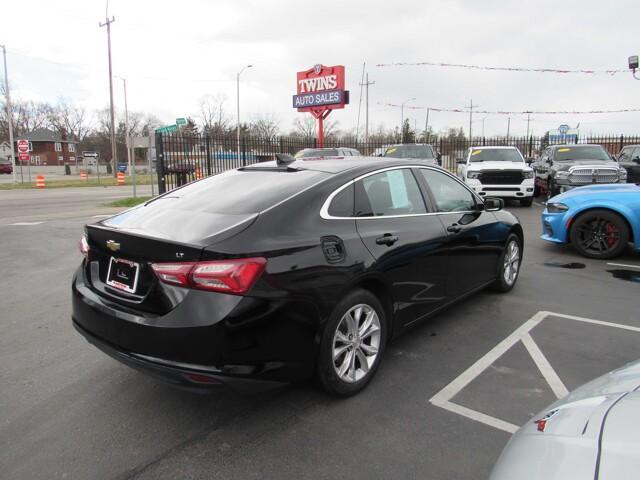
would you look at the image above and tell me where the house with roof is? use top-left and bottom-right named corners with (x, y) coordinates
top-left (13, 128), bottom-right (79, 166)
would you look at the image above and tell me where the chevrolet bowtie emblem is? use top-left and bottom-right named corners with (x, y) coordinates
top-left (106, 240), bottom-right (120, 252)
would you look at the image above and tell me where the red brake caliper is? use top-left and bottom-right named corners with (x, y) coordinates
top-left (605, 222), bottom-right (618, 247)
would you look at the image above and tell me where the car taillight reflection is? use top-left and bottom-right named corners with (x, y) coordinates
top-left (151, 258), bottom-right (266, 295)
top-left (79, 235), bottom-right (90, 259)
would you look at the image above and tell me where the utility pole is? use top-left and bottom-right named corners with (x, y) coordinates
top-left (525, 112), bottom-right (532, 138)
top-left (425, 108), bottom-right (430, 143)
top-left (506, 117), bottom-right (511, 140)
top-left (1, 45), bottom-right (16, 184)
top-left (99, 8), bottom-right (117, 177)
top-left (116, 76), bottom-right (135, 197)
top-left (359, 73), bottom-right (375, 144)
top-left (468, 99), bottom-right (475, 146)
top-left (236, 64), bottom-right (252, 163)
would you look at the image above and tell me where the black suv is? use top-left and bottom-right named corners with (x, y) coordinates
top-left (616, 145), bottom-right (640, 183)
top-left (534, 144), bottom-right (627, 197)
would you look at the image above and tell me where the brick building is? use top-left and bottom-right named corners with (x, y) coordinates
top-left (14, 128), bottom-right (79, 166)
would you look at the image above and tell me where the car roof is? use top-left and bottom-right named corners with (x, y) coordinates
top-left (549, 144), bottom-right (603, 148)
top-left (243, 156), bottom-right (423, 175)
top-left (470, 145), bottom-right (519, 150)
top-left (385, 143), bottom-right (435, 147)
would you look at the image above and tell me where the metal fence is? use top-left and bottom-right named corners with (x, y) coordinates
top-left (155, 132), bottom-right (640, 193)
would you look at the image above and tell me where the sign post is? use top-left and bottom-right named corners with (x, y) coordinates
top-left (293, 64), bottom-right (349, 147)
top-left (17, 139), bottom-right (30, 183)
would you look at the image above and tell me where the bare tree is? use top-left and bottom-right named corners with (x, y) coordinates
top-left (291, 117), bottom-right (316, 137)
top-left (49, 99), bottom-right (92, 142)
top-left (250, 113), bottom-right (280, 139)
top-left (198, 94), bottom-right (230, 135)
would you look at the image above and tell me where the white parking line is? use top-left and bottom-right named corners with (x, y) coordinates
top-left (7, 221), bottom-right (43, 226)
top-left (607, 262), bottom-right (640, 270)
top-left (429, 310), bottom-right (640, 434)
top-left (92, 214), bottom-right (113, 218)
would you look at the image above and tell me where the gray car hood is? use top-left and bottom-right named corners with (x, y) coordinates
top-left (490, 360), bottom-right (640, 480)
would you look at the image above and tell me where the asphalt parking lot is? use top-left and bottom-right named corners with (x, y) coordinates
top-left (1, 191), bottom-right (639, 480)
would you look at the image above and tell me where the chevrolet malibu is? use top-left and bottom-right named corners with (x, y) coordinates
top-left (72, 156), bottom-right (523, 396)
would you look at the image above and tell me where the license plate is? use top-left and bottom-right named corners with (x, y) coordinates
top-left (106, 257), bottom-right (140, 294)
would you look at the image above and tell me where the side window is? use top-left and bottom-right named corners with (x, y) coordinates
top-left (419, 169), bottom-right (476, 213)
top-left (355, 169), bottom-right (426, 217)
top-left (328, 183), bottom-right (354, 217)
top-left (632, 147), bottom-right (640, 160)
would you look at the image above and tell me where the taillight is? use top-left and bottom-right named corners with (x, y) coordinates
top-left (151, 258), bottom-right (266, 295)
top-left (79, 235), bottom-right (90, 259)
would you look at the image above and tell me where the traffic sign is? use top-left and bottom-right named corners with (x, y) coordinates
top-left (176, 118), bottom-right (187, 126)
top-left (17, 139), bottom-right (29, 153)
top-left (155, 125), bottom-right (177, 134)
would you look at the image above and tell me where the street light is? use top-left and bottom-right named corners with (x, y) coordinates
top-left (400, 97), bottom-right (416, 143)
top-left (629, 55), bottom-right (640, 80)
top-left (115, 75), bottom-right (136, 197)
top-left (236, 64), bottom-right (253, 163)
top-left (1, 44), bottom-right (16, 184)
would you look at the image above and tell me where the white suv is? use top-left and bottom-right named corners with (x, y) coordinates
top-left (457, 146), bottom-right (535, 206)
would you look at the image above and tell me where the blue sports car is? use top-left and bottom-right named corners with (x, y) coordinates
top-left (541, 183), bottom-right (640, 258)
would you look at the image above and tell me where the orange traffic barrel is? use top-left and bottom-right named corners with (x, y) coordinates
top-left (116, 172), bottom-right (125, 185)
top-left (80, 170), bottom-right (88, 180)
top-left (195, 167), bottom-right (202, 180)
top-left (36, 175), bottom-right (45, 189)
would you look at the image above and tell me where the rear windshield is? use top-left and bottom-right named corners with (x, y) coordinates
top-left (554, 146), bottom-right (610, 161)
top-left (295, 149), bottom-right (339, 158)
top-left (0, 159), bottom-right (11, 164)
top-left (150, 168), bottom-right (329, 214)
top-left (469, 148), bottom-right (523, 162)
top-left (384, 145), bottom-right (434, 159)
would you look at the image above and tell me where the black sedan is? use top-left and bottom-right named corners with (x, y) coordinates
top-left (72, 156), bottom-right (523, 396)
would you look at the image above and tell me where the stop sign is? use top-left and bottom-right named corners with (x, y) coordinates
top-left (17, 139), bottom-right (29, 153)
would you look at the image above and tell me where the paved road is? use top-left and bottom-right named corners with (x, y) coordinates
top-left (0, 185), bottom-right (154, 225)
top-left (1, 195), bottom-right (639, 479)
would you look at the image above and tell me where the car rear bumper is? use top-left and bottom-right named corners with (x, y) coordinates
top-left (71, 265), bottom-right (319, 389)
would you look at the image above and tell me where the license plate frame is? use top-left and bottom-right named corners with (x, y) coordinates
top-left (106, 257), bottom-right (140, 294)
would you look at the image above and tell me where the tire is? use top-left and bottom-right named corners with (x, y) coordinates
top-left (569, 209), bottom-right (630, 259)
top-left (546, 180), bottom-right (560, 200)
top-left (520, 197), bottom-right (534, 207)
top-left (491, 234), bottom-right (522, 293)
top-left (317, 289), bottom-right (387, 396)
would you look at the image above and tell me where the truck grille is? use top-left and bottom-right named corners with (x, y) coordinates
top-left (479, 170), bottom-right (523, 185)
top-left (568, 167), bottom-right (619, 185)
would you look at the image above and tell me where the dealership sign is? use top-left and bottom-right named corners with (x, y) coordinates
top-left (293, 64), bottom-right (348, 112)
top-left (293, 64), bottom-right (349, 146)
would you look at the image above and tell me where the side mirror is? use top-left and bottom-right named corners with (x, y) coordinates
top-left (484, 197), bottom-right (504, 212)
top-left (633, 156), bottom-right (640, 163)
top-left (436, 152), bottom-right (442, 161)
top-left (525, 157), bottom-right (534, 165)
top-left (456, 158), bottom-right (466, 164)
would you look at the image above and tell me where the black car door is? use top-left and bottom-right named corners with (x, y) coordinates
top-left (626, 147), bottom-right (640, 183)
top-left (416, 167), bottom-right (504, 299)
top-left (354, 167), bottom-right (449, 327)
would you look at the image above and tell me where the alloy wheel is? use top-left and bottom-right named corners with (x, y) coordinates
top-left (576, 217), bottom-right (620, 255)
top-left (503, 240), bottom-right (520, 286)
top-left (332, 304), bottom-right (381, 383)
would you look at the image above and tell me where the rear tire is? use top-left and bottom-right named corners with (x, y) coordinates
top-left (520, 197), bottom-right (533, 207)
top-left (317, 289), bottom-right (387, 396)
top-left (491, 234), bottom-right (521, 293)
top-left (569, 209), bottom-right (629, 259)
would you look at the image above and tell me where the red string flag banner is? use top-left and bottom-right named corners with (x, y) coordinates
top-left (375, 61), bottom-right (627, 76)
top-left (380, 103), bottom-right (640, 115)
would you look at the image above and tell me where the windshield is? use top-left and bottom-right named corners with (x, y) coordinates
top-left (295, 149), bottom-right (339, 158)
top-left (0, 159), bottom-right (11, 164)
top-left (554, 146), bottom-right (611, 161)
top-left (468, 148), bottom-right (523, 163)
top-left (384, 145), bottom-right (434, 159)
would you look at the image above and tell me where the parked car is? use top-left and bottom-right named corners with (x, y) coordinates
top-left (0, 158), bottom-right (13, 174)
top-left (456, 146), bottom-right (535, 206)
top-left (490, 359), bottom-right (640, 480)
top-left (382, 144), bottom-right (440, 165)
top-left (533, 144), bottom-right (627, 198)
top-left (615, 144), bottom-right (640, 183)
top-left (72, 156), bottom-right (523, 396)
top-left (294, 147), bottom-right (360, 158)
top-left (541, 183), bottom-right (640, 258)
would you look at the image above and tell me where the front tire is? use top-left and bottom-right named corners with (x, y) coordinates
top-left (569, 209), bottom-right (629, 259)
top-left (520, 197), bottom-right (533, 207)
top-left (491, 234), bottom-right (522, 293)
top-left (546, 180), bottom-right (560, 200)
top-left (317, 289), bottom-right (387, 396)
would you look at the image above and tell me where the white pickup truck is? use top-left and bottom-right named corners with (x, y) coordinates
top-left (456, 146), bottom-right (535, 206)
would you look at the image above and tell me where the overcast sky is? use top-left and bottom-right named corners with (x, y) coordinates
top-left (4, 0), bottom-right (640, 137)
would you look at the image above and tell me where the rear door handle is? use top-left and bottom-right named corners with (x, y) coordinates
top-left (447, 224), bottom-right (462, 234)
top-left (375, 234), bottom-right (399, 246)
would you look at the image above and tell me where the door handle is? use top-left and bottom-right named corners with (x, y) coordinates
top-left (447, 224), bottom-right (462, 234)
top-left (375, 234), bottom-right (399, 246)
